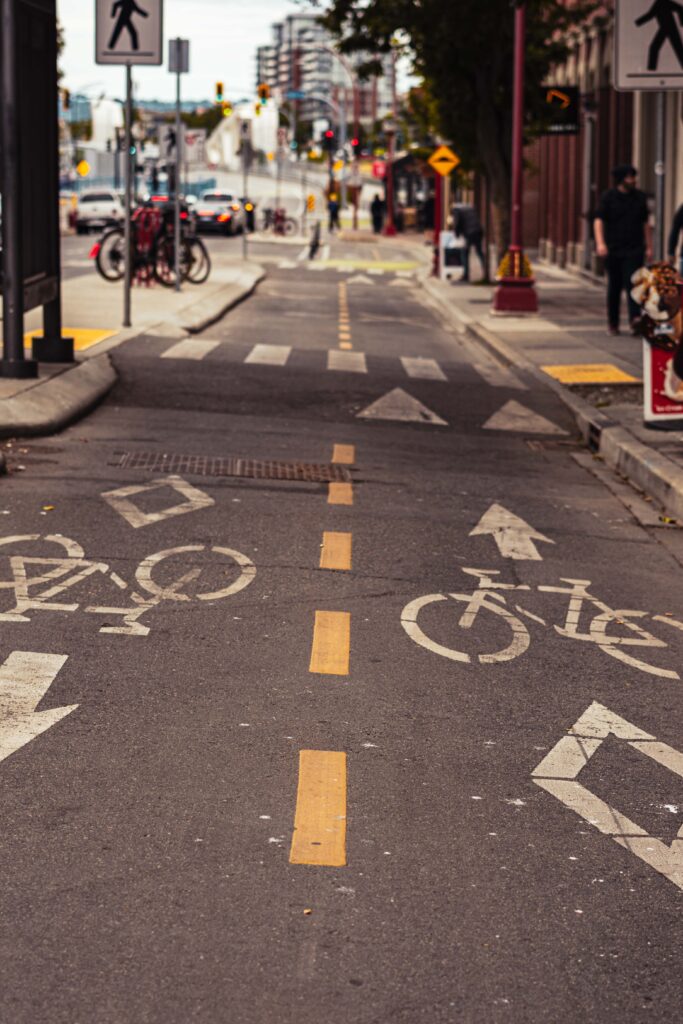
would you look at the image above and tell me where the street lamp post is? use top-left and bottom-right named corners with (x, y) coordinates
top-left (383, 116), bottom-right (397, 237)
top-left (492, 1), bottom-right (538, 313)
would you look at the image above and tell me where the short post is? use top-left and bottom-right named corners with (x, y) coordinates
top-left (432, 173), bottom-right (442, 277)
top-left (169, 38), bottom-right (189, 293)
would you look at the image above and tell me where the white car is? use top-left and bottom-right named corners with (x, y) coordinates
top-left (75, 190), bottom-right (124, 234)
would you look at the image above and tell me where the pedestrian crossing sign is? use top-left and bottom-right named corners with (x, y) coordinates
top-left (428, 145), bottom-right (461, 177)
top-left (96, 0), bottom-right (163, 66)
top-left (615, 0), bottom-right (683, 90)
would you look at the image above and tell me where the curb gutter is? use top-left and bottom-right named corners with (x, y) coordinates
top-left (0, 354), bottom-right (117, 439)
top-left (423, 277), bottom-right (683, 521)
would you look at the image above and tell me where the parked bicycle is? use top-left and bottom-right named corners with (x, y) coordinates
top-left (91, 200), bottom-right (211, 287)
top-left (262, 206), bottom-right (298, 236)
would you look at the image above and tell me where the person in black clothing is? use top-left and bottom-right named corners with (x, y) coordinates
top-left (370, 194), bottom-right (384, 234)
top-left (667, 204), bottom-right (683, 274)
top-left (453, 204), bottom-right (485, 282)
top-left (594, 165), bottom-right (652, 335)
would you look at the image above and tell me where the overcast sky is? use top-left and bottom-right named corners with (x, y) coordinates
top-left (57, 0), bottom-right (304, 103)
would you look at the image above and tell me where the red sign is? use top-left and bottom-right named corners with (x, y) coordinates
top-left (372, 160), bottom-right (386, 180)
top-left (643, 341), bottom-right (683, 425)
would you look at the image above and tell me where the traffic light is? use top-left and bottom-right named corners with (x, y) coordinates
top-left (62, 88), bottom-right (70, 111)
top-left (257, 83), bottom-right (270, 105)
top-left (323, 129), bottom-right (335, 152)
top-left (254, 103), bottom-right (261, 117)
top-left (221, 100), bottom-right (232, 118)
top-left (350, 137), bottom-right (360, 157)
top-left (216, 81), bottom-right (224, 103)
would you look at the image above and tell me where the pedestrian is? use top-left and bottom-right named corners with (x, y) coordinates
top-left (594, 165), bottom-right (652, 336)
top-left (667, 202), bottom-right (683, 275)
top-left (371, 193), bottom-right (384, 234)
top-left (453, 203), bottom-right (485, 282)
top-left (328, 193), bottom-right (340, 233)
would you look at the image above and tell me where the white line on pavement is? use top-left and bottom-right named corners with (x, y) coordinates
top-left (327, 350), bottom-right (368, 374)
top-left (161, 339), bottom-right (220, 361)
top-left (401, 357), bottom-right (447, 381)
top-left (245, 344), bottom-right (292, 366)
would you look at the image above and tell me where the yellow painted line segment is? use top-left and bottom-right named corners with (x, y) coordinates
top-left (328, 481), bottom-right (353, 505)
top-left (541, 363), bottom-right (640, 385)
top-left (332, 444), bottom-right (355, 464)
top-left (289, 750), bottom-right (347, 866)
top-left (25, 327), bottom-right (117, 352)
top-left (320, 531), bottom-right (352, 571)
top-left (339, 341), bottom-right (353, 350)
top-left (309, 610), bottom-right (350, 675)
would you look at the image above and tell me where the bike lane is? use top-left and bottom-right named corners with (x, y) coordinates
top-left (0, 256), bottom-right (681, 1020)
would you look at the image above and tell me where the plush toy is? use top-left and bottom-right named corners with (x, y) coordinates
top-left (631, 262), bottom-right (683, 400)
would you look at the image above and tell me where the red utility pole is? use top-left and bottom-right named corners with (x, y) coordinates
top-left (493, 1), bottom-right (538, 313)
top-left (383, 126), bottom-right (397, 237)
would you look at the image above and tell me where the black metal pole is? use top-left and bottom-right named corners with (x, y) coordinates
top-left (0, 0), bottom-right (37, 378)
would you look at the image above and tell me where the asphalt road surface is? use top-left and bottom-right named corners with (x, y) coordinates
top-left (2, 241), bottom-right (683, 1022)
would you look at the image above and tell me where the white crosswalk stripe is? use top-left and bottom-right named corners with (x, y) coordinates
top-left (245, 344), bottom-right (292, 366)
top-left (401, 357), bottom-right (447, 381)
top-left (161, 339), bottom-right (220, 360)
top-left (327, 350), bottom-right (368, 373)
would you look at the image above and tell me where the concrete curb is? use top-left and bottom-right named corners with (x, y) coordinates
top-left (422, 276), bottom-right (683, 520)
top-left (181, 265), bottom-right (266, 334)
top-left (0, 354), bottom-right (117, 439)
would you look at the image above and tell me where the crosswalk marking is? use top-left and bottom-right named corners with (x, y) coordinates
top-left (328, 482), bottom-right (353, 505)
top-left (473, 361), bottom-right (527, 390)
top-left (245, 344), bottom-right (292, 366)
top-left (401, 356), bottom-right (447, 381)
top-left (332, 444), bottom-right (355, 465)
top-left (309, 611), bottom-right (351, 675)
top-left (327, 350), bottom-right (367, 373)
top-left (161, 339), bottom-right (220, 360)
top-left (289, 750), bottom-right (347, 867)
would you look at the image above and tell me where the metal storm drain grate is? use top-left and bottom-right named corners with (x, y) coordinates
top-left (111, 451), bottom-right (351, 483)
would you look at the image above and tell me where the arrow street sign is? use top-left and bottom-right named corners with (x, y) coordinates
top-left (469, 503), bottom-right (555, 560)
top-left (615, 0), bottom-right (683, 90)
top-left (96, 0), bottom-right (163, 66)
top-left (428, 145), bottom-right (461, 177)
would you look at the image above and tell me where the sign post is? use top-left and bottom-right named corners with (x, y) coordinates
top-left (240, 120), bottom-right (252, 262)
top-left (96, 0), bottom-right (163, 326)
top-left (428, 145), bottom-right (461, 277)
top-left (169, 38), bottom-right (189, 292)
top-left (615, 0), bottom-right (683, 425)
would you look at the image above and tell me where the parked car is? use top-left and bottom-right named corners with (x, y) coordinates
top-left (195, 192), bottom-right (246, 236)
top-left (75, 190), bottom-right (124, 234)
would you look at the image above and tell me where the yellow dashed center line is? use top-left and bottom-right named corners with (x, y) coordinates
top-left (332, 444), bottom-right (355, 465)
top-left (309, 610), bottom-right (350, 675)
top-left (289, 750), bottom-right (347, 866)
top-left (338, 284), bottom-right (351, 349)
top-left (320, 531), bottom-right (352, 571)
top-left (339, 341), bottom-right (353, 350)
top-left (328, 481), bottom-right (353, 505)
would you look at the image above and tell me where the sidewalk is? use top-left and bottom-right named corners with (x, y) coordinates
top-left (424, 263), bottom-right (683, 521)
top-left (0, 254), bottom-right (265, 442)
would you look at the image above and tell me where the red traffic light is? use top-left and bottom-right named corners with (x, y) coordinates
top-left (351, 137), bottom-right (359, 147)
top-left (324, 129), bottom-right (334, 138)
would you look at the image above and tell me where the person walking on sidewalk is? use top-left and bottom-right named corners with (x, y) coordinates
top-left (328, 193), bottom-right (340, 233)
top-left (594, 165), bottom-right (652, 336)
top-left (666, 203), bottom-right (683, 275)
top-left (371, 194), bottom-right (385, 234)
top-left (453, 203), bottom-right (486, 282)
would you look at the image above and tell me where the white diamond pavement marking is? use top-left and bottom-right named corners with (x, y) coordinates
top-left (533, 702), bottom-right (683, 891)
top-left (357, 387), bottom-right (448, 425)
top-left (245, 344), bottom-right (292, 366)
top-left (102, 475), bottom-right (215, 529)
top-left (161, 339), bottom-right (220, 361)
top-left (482, 399), bottom-right (567, 435)
top-left (401, 357), bottom-right (447, 381)
top-left (327, 350), bottom-right (368, 374)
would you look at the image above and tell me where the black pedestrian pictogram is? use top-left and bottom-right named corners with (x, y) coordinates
top-left (108, 0), bottom-right (149, 52)
top-left (635, 0), bottom-right (683, 70)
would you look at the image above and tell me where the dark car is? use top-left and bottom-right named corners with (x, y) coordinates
top-left (195, 192), bottom-right (246, 236)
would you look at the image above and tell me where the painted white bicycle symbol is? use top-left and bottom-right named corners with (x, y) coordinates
top-left (401, 568), bottom-right (683, 679)
top-left (0, 534), bottom-right (256, 637)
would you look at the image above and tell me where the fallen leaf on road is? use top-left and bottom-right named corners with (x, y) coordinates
top-left (42, 505), bottom-right (55, 512)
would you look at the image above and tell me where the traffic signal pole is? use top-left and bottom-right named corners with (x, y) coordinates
top-left (174, 44), bottom-right (182, 293)
top-left (123, 62), bottom-right (133, 327)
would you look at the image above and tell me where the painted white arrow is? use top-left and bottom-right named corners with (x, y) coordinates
top-left (470, 503), bottom-right (554, 561)
top-left (0, 652), bottom-right (77, 764)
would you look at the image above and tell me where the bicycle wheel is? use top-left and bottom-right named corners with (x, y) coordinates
top-left (283, 217), bottom-right (298, 236)
top-left (95, 228), bottom-right (126, 281)
top-left (153, 238), bottom-right (191, 288)
top-left (186, 238), bottom-right (211, 285)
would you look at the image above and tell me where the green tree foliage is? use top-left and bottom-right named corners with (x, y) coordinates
top-left (318, 0), bottom-right (594, 242)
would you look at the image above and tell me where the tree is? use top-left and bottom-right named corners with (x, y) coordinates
top-left (318, 0), bottom-right (595, 244)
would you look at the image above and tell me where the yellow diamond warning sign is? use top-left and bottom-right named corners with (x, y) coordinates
top-left (428, 145), bottom-right (460, 177)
